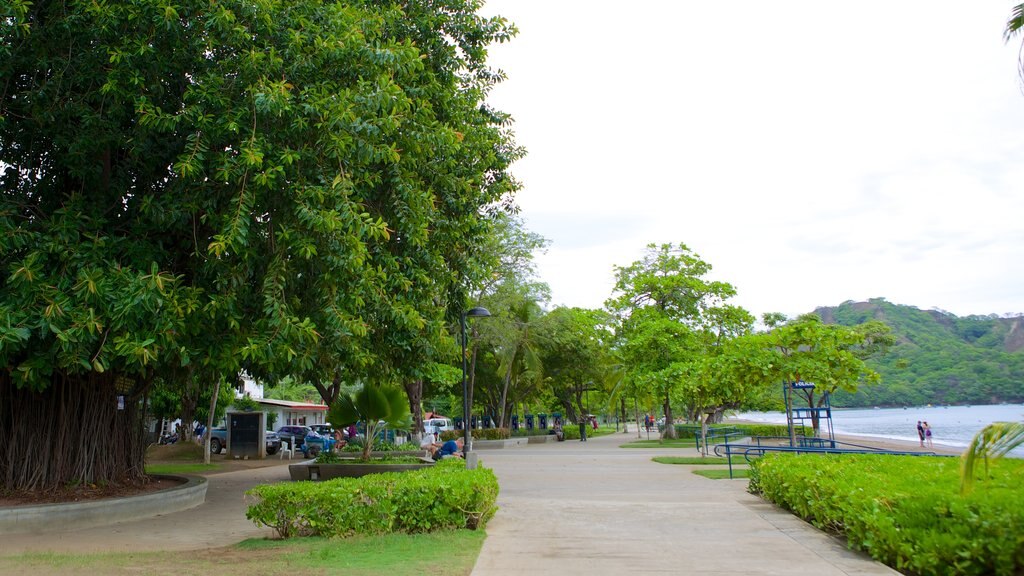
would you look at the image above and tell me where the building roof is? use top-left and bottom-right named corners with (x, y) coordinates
top-left (256, 398), bottom-right (327, 411)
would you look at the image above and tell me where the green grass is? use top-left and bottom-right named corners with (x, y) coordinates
top-left (692, 468), bottom-right (750, 480)
top-left (652, 456), bottom-right (730, 465)
top-left (0, 531), bottom-right (485, 576)
top-left (145, 463), bottom-right (221, 475)
top-left (620, 438), bottom-right (698, 448)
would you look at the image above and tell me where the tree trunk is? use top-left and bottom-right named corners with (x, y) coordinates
top-left (313, 376), bottom-right (343, 407)
top-left (554, 389), bottom-right (580, 424)
top-left (804, 391), bottom-right (820, 436)
top-left (404, 380), bottom-right (424, 437)
top-left (203, 377), bottom-right (221, 465)
top-left (661, 392), bottom-right (677, 439)
top-left (498, 366), bottom-right (513, 429)
top-left (659, 391), bottom-right (675, 436)
top-left (178, 367), bottom-right (198, 444)
top-left (1, 373), bottom-right (147, 492)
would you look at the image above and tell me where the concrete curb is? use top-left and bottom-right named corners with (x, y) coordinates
top-left (474, 438), bottom-right (530, 449)
top-left (0, 474), bottom-right (207, 534)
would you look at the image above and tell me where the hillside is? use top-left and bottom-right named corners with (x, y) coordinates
top-left (814, 298), bottom-right (1024, 407)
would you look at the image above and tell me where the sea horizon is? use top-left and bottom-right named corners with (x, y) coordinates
top-left (734, 403), bottom-right (1024, 450)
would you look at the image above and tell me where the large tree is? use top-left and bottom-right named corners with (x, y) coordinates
top-left (607, 243), bottom-right (741, 439)
top-left (763, 314), bottom-right (893, 436)
top-left (535, 307), bottom-right (612, 426)
top-left (0, 0), bottom-right (519, 491)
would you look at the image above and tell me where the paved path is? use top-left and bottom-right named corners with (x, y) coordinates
top-left (1, 463), bottom-right (289, 554)
top-left (471, 432), bottom-right (898, 576)
top-left (2, 432), bottom-right (898, 576)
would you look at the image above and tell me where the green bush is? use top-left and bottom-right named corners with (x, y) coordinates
top-left (663, 423), bottom-right (808, 439)
top-left (439, 428), bottom-right (510, 441)
top-left (750, 453), bottom-right (1024, 575)
top-left (727, 423), bottom-right (810, 438)
top-left (342, 438), bottom-right (403, 452)
top-left (246, 459), bottom-right (499, 539)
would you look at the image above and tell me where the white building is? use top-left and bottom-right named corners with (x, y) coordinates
top-left (256, 398), bottom-right (329, 429)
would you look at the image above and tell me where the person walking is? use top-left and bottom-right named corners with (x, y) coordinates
top-left (916, 421), bottom-right (925, 447)
top-left (923, 421), bottom-right (933, 448)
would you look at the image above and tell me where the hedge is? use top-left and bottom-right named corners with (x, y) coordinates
top-left (439, 428), bottom-right (510, 441)
top-left (245, 459), bottom-right (499, 539)
top-left (750, 453), bottom-right (1024, 575)
top-left (662, 423), bottom-right (810, 439)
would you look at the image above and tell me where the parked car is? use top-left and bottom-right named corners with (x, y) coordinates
top-left (208, 428), bottom-right (282, 456)
top-left (308, 424), bottom-right (337, 439)
top-left (276, 425), bottom-right (325, 456)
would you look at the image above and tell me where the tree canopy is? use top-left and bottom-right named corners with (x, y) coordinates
top-left (0, 0), bottom-right (520, 490)
top-left (607, 243), bottom-right (746, 438)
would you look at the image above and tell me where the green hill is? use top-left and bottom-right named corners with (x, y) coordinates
top-left (814, 298), bottom-right (1024, 407)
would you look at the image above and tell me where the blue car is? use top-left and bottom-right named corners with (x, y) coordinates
top-left (276, 425), bottom-right (335, 457)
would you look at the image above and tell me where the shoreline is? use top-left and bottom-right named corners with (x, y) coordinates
top-left (726, 418), bottom-right (963, 456)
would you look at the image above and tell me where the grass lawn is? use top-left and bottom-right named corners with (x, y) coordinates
top-left (620, 438), bottom-right (698, 448)
top-left (145, 462), bottom-right (222, 475)
top-left (692, 469), bottom-right (750, 480)
top-left (652, 456), bottom-right (731, 465)
top-left (0, 531), bottom-right (485, 576)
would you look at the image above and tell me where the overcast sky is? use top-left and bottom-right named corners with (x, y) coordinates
top-left (480, 1), bottom-right (1024, 320)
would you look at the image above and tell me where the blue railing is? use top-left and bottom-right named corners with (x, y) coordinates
top-left (712, 438), bottom-right (941, 479)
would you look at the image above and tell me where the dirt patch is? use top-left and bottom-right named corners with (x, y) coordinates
top-left (146, 442), bottom-right (207, 461)
top-left (0, 476), bottom-right (184, 508)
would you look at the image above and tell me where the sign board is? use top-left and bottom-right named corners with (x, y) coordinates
top-left (791, 381), bottom-right (816, 389)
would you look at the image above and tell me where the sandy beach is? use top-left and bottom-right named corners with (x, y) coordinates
top-left (725, 419), bottom-right (963, 456)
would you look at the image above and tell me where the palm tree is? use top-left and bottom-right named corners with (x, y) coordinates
top-left (1007, 4), bottom-right (1024, 41)
top-left (960, 421), bottom-right (1024, 494)
top-left (328, 384), bottom-right (412, 462)
top-left (494, 298), bottom-right (544, 429)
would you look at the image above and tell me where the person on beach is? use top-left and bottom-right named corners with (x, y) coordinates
top-left (916, 421), bottom-right (925, 447)
top-left (923, 421), bottom-right (933, 448)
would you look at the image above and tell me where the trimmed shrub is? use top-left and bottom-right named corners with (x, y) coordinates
top-left (750, 453), bottom-right (1024, 575)
top-left (245, 459), bottom-right (499, 539)
top-left (727, 423), bottom-right (811, 438)
top-left (439, 428), bottom-right (510, 441)
top-left (664, 423), bottom-right (809, 439)
top-left (342, 438), bottom-right (403, 452)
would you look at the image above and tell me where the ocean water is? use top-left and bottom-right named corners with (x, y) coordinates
top-left (735, 404), bottom-right (1024, 450)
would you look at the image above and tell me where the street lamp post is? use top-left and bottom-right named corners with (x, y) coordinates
top-left (461, 306), bottom-right (491, 468)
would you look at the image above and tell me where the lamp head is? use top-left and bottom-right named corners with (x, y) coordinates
top-left (464, 306), bottom-right (492, 318)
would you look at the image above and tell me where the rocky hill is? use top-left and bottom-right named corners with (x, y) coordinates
top-left (813, 298), bottom-right (1024, 407)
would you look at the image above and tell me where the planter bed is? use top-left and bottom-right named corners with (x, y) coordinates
top-left (0, 474), bottom-right (206, 533)
top-left (473, 437), bottom-right (529, 449)
top-left (289, 461), bottom-right (434, 481)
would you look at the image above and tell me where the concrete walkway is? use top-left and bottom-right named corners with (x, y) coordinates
top-left (1, 463), bottom-right (288, 554)
top-left (471, 431), bottom-right (898, 576)
top-left (1, 432), bottom-right (898, 575)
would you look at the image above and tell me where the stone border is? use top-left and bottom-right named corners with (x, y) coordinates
top-left (0, 474), bottom-right (208, 534)
top-left (473, 437), bottom-right (530, 449)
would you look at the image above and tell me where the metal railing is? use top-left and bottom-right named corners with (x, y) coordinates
top-left (713, 438), bottom-right (941, 479)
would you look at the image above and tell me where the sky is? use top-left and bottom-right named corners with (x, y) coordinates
top-left (479, 1), bottom-right (1024, 320)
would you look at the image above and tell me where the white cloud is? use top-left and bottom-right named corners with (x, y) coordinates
top-left (483, 0), bottom-right (1024, 318)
